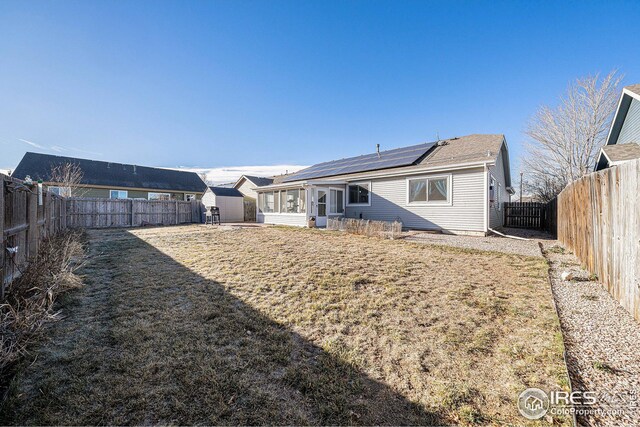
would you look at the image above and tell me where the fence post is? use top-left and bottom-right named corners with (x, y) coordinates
top-left (28, 186), bottom-right (39, 259)
top-left (0, 177), bottom-right (5, 299)
top-left (175, 200), bottom-right (179, 225)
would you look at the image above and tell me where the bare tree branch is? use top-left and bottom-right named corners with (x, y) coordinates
top-left (523, 70), bottom-right (623, 201)
top-left (49, 163), bottom-right (86, 197)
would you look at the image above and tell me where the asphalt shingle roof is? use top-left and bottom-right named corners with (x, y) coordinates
top-left (12, 152), bottom-right (208, 193)
top-left (209, 186), bottom-right (243, 197)
top-left (243, 175), bottom-right (274, 187)
top-left (602, 143), bottom-right (640, 162)
top-left (625, 84), bottom-right (640, 97)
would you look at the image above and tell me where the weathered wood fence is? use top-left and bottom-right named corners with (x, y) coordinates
top-left (66, 198), bottom-right (202, 228)
top-left (503, 201), bottom-right (557, 236)
top-left (1, 174), bottom-right (67, 296)
top-left (558, 159), bottom-right (640, 321)
top-left (243, 200), bottom-right (256, 222)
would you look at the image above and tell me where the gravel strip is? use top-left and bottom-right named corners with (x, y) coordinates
top-left (404, 228), bottom-right (548, 257)
top-left (542, 241), bottom-right (640, 427)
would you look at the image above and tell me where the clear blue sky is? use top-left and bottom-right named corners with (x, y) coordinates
top-left (1, 0), bottom-right (640, 178)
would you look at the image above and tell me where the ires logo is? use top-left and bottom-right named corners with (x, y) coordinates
top-left (551, 390), bottom-right (597, 406)
top-left (518, 388), bottom-right (597, 420)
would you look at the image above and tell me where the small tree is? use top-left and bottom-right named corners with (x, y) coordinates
top-left (49, 162), bottom-right (85, 197)
top-left (523, 70), bottom-right (623, 201)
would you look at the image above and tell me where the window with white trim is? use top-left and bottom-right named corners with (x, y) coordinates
top-left (329, 189), bottom-right (344, 214)
top-left (347, 183), bottom-right (370, 205)
top-left (110, 190), bottom-right (128, 199)
top-left (407, 176), bottom-right (450, 204)
top-left (148, 192), bottom-right (171, 201)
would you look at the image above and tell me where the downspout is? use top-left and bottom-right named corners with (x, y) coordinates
top-left (483, 164), bottom-right (488, 235)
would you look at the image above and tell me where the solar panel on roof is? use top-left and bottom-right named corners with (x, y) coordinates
top-left (282, 142), bottom-right (437, 182)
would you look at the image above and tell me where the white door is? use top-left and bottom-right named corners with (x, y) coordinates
top-left (316, 189), bottom-right (328, 227)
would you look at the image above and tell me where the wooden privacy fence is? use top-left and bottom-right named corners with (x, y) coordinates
top-left (1, 174), bottom-right (67, 296)
top-left (558, 159), bottom-right (640, 322)
top-left (66, 198), bottom-right (202, 228)
top-left (503, 201), bottom-right (557, 236)
top-left (243, 200), bottom-right (256, 222)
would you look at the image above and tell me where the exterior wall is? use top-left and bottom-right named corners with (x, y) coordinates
top-left (70, 186), bottom-right (201, 200)
top-left (344, 167), bottom-right (486, 233)
top-left (216, 195), bottom-right (244, 222)
top-left (201, 189), bottom-right (216, 207)
top-left (618, 98), bottom-right (640, 145)
top-left (236, 178), bottom-right (258, 200)
top-left (202, 190), bottom-right (244, 223)
top-left (257, 213), bottom-right (307, 227)
top-left (488, 148), bottom-right (510, 229)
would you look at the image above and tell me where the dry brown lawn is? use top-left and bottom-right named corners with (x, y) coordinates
top-left (1, 225), bottom-right (569, 425)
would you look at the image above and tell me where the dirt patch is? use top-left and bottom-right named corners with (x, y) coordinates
top-left (2, 225), bottom-right (569, 425)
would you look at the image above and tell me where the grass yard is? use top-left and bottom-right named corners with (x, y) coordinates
top-left (2, 225), bottom-right (569, 425)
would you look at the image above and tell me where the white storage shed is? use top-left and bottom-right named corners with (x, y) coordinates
top-left (202, 186), bottom-right (245, 223)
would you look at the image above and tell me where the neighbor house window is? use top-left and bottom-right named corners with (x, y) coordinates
top-left (48, 186), bottom-right (71, 197)
top-left (347, 182), bottom-right (370, 205)
top-left (407, 175), bottom-right (450, 204)
top-left (110, 190), bottom-right (128, 199)
top-left (148, 192), bottom-right (171, 201)
top-left (185, 194), bottom-right (196, 201)
top-left (330, 189), bottom-right (344, 214)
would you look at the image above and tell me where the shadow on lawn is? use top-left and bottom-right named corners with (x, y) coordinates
top-left (2, 229), bottom-right (446, 426)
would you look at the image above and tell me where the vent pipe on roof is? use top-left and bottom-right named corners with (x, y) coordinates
top-left (133, 165), bottom-right (137, 174)
top-left (376, 144), bottom-right (380, 158)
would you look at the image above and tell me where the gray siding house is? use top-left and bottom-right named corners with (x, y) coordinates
top-left (595, 84), bottom-right (640, 171)
top-left (254, 134), bottom-right (514, 235)
top-left (12, 152), bottom-right (207, 200)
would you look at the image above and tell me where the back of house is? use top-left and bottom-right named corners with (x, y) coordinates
top-left (251, 134), bottom-right (514, 235)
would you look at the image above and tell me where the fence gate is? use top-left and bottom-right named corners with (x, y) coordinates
top-left (243, 200), bottom-right (256, 222)
top-left (503, 201), bottom-right (557, 236)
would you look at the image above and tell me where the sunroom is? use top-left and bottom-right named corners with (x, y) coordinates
top-left (255, 181), bottom-right (349, 227)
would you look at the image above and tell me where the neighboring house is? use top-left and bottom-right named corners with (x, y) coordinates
top-left (234, 175), bottom-right (275, 200)
top-left (254, 134), bottom-right (514, 235)
top-left (595, 84), bottom-right (640, 171)
top-left (12, 152), bottom-right (207, 200)
top-left (201, 186), bottom-right (244, 222)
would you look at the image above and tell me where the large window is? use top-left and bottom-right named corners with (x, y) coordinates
top-left (148, 192), bottom-right (171, 201)
top-left (260, 192), bottom-right (275, 212)
top-left (259, 189), bottom-right (306, 214)
top-left (347, 182), bottom-right (370, 206)
top-left (407, 175), bottom-right (450, 204)
top-left (330, 189), bottom-right (344, 214)
top-left (281, 189), bottom-right (305, 213)
top-left (110, 190), bottom-right (128, 199)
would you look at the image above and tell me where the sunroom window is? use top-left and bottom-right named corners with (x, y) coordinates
top-left (330, 189), bottom-right (344, 214)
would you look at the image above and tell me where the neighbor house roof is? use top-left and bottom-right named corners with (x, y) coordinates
top-left (208, 186), bottom-right (243, 197)
top-left (601, 143), bottom-right (640, 162)
top-left (13, 152), bottom-right (208, 193)
top-left (243, 175), bottom-right (274, 187)
top-left (278, 134), bottom-right (507, 184)
top-left (606, 84), bottom-right (640, 146)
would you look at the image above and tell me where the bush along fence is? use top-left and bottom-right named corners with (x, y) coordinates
top-left (1, 174), bottom-right (67, 297)
top-left (327, 217), bottom-right (403, 240)
top-left (66, 197), bottom-right (202, 228)
top-left (557, 159), bottom-right (640, 322)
